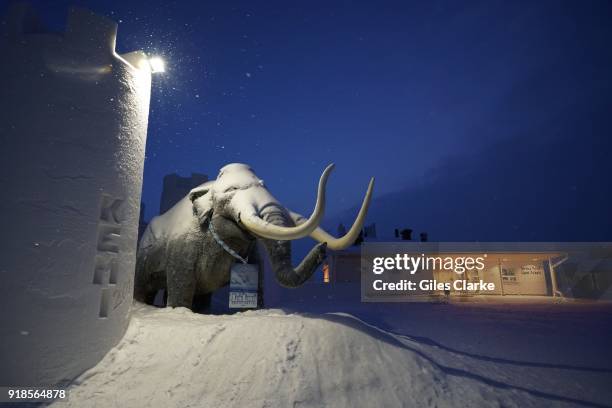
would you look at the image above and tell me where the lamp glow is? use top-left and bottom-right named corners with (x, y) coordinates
top-left (148, 56), bottom-right (165, 73)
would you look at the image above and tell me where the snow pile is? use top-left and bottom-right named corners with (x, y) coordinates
top-left (53, 304), bottom-right (543, 408)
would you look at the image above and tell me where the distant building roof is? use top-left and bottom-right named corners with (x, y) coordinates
top-left (159, 172), bottom-right (208, 214)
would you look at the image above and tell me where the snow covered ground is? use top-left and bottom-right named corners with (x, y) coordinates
top-left (51, 300), bottom-right (612, 408)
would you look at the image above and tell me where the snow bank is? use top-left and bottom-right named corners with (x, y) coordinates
top-left (53, 304), bottom-right (544, 408)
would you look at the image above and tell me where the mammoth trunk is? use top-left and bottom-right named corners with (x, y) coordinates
top-left (258, 207), bottom-right (326, 288)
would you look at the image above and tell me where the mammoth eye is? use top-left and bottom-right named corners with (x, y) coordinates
top-left (224, 186), bottom-right (238, 193)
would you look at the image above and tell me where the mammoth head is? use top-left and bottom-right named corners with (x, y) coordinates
top-left (189, 163), bottom-right (374, 251)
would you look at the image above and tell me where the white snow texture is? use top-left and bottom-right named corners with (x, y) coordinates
top-left (53, 303), bottom-right (553, 408)
top-left (0, 5), bottom-right (151, 386)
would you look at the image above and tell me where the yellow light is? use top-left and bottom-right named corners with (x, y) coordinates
top-left (148, 56), bottom-right (165, 73)
top-left (323, 262), bottom-right (330, 283)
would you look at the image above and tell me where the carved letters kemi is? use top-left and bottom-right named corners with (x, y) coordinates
top-left (93, 194), bottom-right (124, 318)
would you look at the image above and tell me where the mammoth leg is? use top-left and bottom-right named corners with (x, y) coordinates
top-left (134, 257), bottom-right (159, 305)
top-left (166, 267), bottom-right (196, 308)
top-left (164, 236), bottom-right (202, 308)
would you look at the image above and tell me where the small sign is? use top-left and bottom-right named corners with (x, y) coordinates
top-left (229, 263), bottom-right (258, 308)
top-left (521, 264), bottom-right (543, 275)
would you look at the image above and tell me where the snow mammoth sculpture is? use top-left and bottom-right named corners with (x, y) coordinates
top-left (135, 163), bottom-right (374, 309)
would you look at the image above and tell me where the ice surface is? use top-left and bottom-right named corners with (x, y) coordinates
top-left (49, 303), bottom-right (604, 408)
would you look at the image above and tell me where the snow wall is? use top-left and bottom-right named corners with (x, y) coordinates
top-left (0, 4), bottom-right (152, 386)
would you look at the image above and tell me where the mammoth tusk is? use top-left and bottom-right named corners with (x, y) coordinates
top-left (239, 164), bottom-right (334, 240)
top-left (290, 177), bottom-right (374, 250)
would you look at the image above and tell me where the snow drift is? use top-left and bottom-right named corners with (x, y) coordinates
top-left (50, 303), bottom-right (553, 408)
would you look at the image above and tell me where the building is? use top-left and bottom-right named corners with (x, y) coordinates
top-left (159, 172), bottom-right (208, 214)
top-left (329, 243), bottom-right (612, 300)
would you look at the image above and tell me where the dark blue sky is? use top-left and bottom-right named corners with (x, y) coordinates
top-left (14, 0), bottom-right (612, 239)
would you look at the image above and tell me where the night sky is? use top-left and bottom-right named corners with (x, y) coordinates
top-left (10, 0), bottom-right (612, 241)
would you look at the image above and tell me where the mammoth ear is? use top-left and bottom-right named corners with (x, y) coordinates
top-left (188, 185), bottom-right (210, 202)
